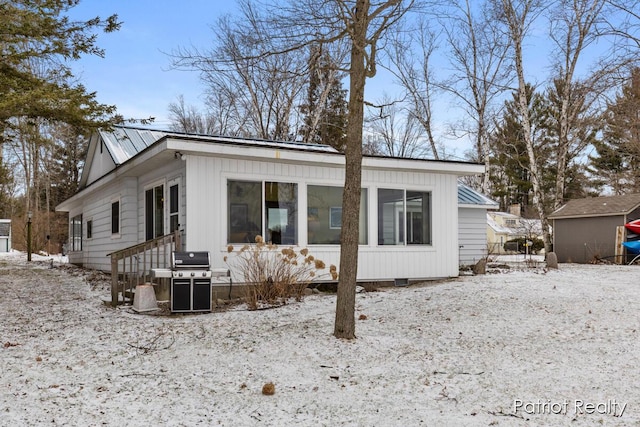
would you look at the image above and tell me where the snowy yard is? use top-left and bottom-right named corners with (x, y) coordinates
top-left (1, 250), bottom-right (639, 426)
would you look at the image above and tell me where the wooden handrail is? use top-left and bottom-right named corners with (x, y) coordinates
top-left (109, 230), bottom-right (182, 307)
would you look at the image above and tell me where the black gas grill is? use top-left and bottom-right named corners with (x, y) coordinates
top-left (170, 251), bottom-right (212, 313)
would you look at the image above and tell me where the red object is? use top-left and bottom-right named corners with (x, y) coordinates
top-left (625, 219), bottom-right (640, 234)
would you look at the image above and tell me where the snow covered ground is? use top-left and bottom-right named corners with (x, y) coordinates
top-left (1, 250), bottom-right (639, 426)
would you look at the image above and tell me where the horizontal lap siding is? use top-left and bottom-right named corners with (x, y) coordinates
top-left (70, 177), bottom-right (138, 271)
top-left (458, 208), bottom-right (488, 266)
top-left (188, 156), bottom-right (461, 281)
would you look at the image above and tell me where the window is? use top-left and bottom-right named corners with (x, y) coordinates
top-left (307, 185), bottom-right (368, 244)
top-left (228, 181), bottom-right (262, 243)
top-left (145, 185), bottom-right (164, 240)
top-left (265, 182), bottom-right (297, 244)
top-left (227, 180), bottom-right (297, 244)
top-left (378, 189), bottom-right (431, 245)
top-left (169, 182), bottom-right (179, 233)
top-left (71, 214), bottom-right (82, 251)
top-left (111, 201), bottom-right (120, 235)
top-left (86, 219), bottom-right (93, 239)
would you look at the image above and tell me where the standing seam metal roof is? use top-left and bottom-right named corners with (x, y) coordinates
top-left (99, 125), bottom-right (340, 165)
top-left (457, 183), bottom-right (499, 207)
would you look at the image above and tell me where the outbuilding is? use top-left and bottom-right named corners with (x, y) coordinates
top-left (457, 183), bottom-right (498, 265)
top-left (0, 219), bottom-right (11, 253)
top-left (548, 193), bottom-right (640, 263)
top-left (56, 125), bottom-right (484, 289)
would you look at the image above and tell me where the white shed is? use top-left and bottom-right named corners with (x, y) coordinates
top-left (56, 125), bottom-right (484, 282)
top-left (0, 219), bottom-right (11, 252)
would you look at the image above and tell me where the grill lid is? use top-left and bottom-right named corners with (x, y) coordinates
top-left (172, 251), bottom-right (210, 269)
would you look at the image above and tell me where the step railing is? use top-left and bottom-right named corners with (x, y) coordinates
top-left (109, 231), bottom-right (182, 307)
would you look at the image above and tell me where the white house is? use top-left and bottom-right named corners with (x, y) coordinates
top-left (56, 125), bottom-right (484, 283)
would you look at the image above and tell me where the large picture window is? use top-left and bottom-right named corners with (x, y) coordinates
top-left (227, 180), bottom-right (298, 244)
top-left (265, 182), bottom-right (297, 244)
top-left (307, 186), bottom-right (368, 245)
top-left (378, 189), bottom-right (431, 245)
top-left (227, 181), bottom-right (263, 243)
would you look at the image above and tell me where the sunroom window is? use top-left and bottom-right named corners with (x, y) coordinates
top-left (378, 189), bottom-right (431, 245)
top-left (307, 185), bottom-right (368, 244)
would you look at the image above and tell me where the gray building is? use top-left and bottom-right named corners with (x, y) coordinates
top-left (549, 194), bottom-right (640, 263)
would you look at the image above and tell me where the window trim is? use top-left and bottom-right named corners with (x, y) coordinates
top-left (111, 199), bottom-right (121, 237)
top-left (377, 187), bottom-right (432, 247)
top-left (144, 180), bottom-right (166, 240)
top-left (70, 214), bottom-right (82, 252)
top-left (86, 218), bottom-right (93, 240)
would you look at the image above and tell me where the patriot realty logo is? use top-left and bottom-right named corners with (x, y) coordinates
top-left (513, 399), bottom-right (627, 417)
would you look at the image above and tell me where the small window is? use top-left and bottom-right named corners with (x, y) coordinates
top-left (111, 201), bottom-right (120, 234)
top-left (169, 183), bottom-right (179, 233)
top-left (70, 214), bottom-right (82, 251)
top-left (86, 220), bottom-right (93, 239)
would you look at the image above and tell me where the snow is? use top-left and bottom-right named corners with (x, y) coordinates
top-left (1, 250), bottom-right (638, 426)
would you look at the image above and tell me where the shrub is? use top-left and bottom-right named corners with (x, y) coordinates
top-left (503, 237), bottom-right (544, 254)
top-left (224, 235), bottom-right (338, 310)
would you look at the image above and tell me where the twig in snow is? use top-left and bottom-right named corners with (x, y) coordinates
top-left (488, 409), bottom-right (528, 420)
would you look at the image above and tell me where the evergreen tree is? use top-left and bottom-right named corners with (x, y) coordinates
top-left (299, 45), bottom-right (348, 151)
top-left (0, 0), bottom-right (120, 130)
top-left (589, 68), bottom-right (640, 193)
top-left (488, 85), bottom-right (540, 212)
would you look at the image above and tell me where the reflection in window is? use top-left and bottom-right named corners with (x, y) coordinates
top-left (265, 182), bottom-right (297, 244)
top-left (307, 186), bottom-right (368, 245)
top-left (71, 214), bottom-right (82, 251)
top-left (378, 189), bottom-right (431, 245)
top-left (227, 181), bottom-right (262, 243)
top-left (406, 191), bottom-right (431, 245)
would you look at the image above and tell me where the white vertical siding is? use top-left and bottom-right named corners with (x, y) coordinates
top-left (186, 156), bottom-right (462, 281)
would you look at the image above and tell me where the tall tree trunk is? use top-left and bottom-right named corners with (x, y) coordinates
top-left (502, 0), bottom-right (552, 252)
top-left (334, 0), bottom-right (368, 340)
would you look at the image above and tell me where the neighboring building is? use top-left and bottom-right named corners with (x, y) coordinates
top-left (487, 209), bottom-right (543, 254)
top-left (56, 125), bottom-right (484, 282)
top-left (0, 219), bottom-right (10, 252)
top-left (549, 193), bottom-right (640, 263)
top-left (457, 183), bottom-right (499, 266)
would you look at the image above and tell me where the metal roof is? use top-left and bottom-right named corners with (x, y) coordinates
top-left (458, 183), bottom-right (499, 208)
top-left (99, 125), bottom-right (340, 165)
top-left (99, 126), bottom-right (168, 165)
top-left (549, 193), bottom-right (640, 219)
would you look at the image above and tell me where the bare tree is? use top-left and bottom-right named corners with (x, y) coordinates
top-left (171, 15), bottom-right (308, 140)
top-left (440, 0), bottom-right (512, 192)
top-left (365, 94), bottom-right (427, 157)
top-left (168, 95), bottom-right (216, 134)
top-left (387, 20), bottom-right (442, 159)
top-left (174, 0), bottom-right (416, 339)
top-left (493, 0), bottom-right (552, 251)
top-left (546, 0), bottom-right (608, 209)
